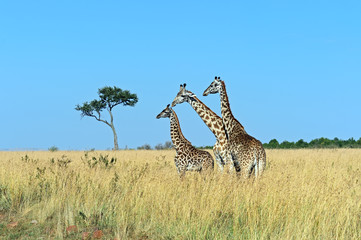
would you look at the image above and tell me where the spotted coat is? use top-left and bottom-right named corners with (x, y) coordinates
top-left (203, 77), bottom-right (266, 178)
top-left (171, 84), bottom-right (241, 172)
top-left (156, 105), bottom-right (214, 176)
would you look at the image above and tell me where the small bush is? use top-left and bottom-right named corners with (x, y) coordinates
top-left (81, 152), bottom-right (117, 169)
top-left (155, 141), bottom-right (173, 150)
top-left (49, 155), bottom-right (72, 168)
top-left (137, 144), bottom-right (152, 150)
top-left (21, 155), bottom-right (38, 164)
top-left (48, 146), bottom-right (59, 152)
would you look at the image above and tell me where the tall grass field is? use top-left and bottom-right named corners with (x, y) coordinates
top-left (0, 149), bottom-right (360, 239)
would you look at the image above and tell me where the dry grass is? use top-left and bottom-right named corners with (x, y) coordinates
top-left (0, 149), bottom-right (360, 239)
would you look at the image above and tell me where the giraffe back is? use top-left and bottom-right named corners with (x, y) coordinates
top-left (175, 145), bottom-right (214, 175)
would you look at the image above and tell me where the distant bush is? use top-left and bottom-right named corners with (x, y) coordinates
top-left (194, 137), bottom-right (361, 149)
top-left (263, 137), bottom-right (361, 149)
top-left (137, 144), bottom-right (152, 150)
top-left (154, 141), bottom-right (173, 150)
top-left (48, 146), bottom-right (59, 152)
top-left (197, 146), bottom-right (213, 150)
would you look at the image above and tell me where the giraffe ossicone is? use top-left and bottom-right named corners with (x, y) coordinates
top-left (171, 83), bottom-right (238, 172)
top-left (203, 76), bottom-right (266, 178)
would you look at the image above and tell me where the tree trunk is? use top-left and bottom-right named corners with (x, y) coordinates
top-left (111, 125), bottom-right (119, 150)
top-left (108, 109), bottom-right (119, 150)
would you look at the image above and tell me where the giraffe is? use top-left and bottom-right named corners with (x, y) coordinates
top-left (156, 104), bottom-right (214, 177)
top-left (203, 77), bottom-right (266, 178)
top-left (171, 84), bottom-right (241, 172)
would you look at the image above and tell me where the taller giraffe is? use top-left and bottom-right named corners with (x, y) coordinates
top-left (156, 104), bottom-right (214, 177)
top-left (203, 77), bottom-right (266, 178)
top-left (171, 84), bottom-right (241, 172)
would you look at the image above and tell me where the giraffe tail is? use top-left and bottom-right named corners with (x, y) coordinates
top-left (257, 148), bottom-right (266, 177)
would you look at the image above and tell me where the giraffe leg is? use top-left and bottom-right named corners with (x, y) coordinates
top-left (232, 150), bottom-right (252, 178)
top-left (221, 149), bottom-right (233, 173)
top-left (244, 151), bottom-right (258, 179)
top-left (175, 155), bottom-right (187, 178)
top-left (178, 166), bottom-right (186, 178)
top-left (241, 165), bottom-right (253, 179)
top-left (202, 153), bottom-right (215, 172)
top-left (213, 144), bottom-right (225, 172)
top-left (214, 154), bottom-right (225, 172)
top-left (230, 152), bottom-right (241, 173)
top-left (228, 161), bottom-right (234, 173)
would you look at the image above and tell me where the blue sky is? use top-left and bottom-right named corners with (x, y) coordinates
top-left (1, 1), bottom-right (360, 150)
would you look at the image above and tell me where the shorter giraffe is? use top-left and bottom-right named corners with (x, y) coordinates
top-left (156, 104), bottom-right (214, 176)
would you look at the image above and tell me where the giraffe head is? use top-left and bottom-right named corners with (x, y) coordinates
top-left (156, 104), bottom-right (172, 119)
top-left (203, 76), bottom-right (222, 96)
top-left (171, 83), bottom-right (196, 107)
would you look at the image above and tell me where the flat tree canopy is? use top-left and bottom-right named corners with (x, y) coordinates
top-left (76, 86), bottom-right (138, 150)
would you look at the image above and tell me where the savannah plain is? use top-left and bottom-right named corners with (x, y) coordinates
top-left (0, 149), bottom-right (360, 239)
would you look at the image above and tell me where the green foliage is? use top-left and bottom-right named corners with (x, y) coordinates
top-left (295, 139), bottom-right (308, 148)
top-left (268, 139), bottom-right (279, 148)
top-left (279, 141), bottom-right (294, 149)
top-left (75, 86), bottom-right (138, 150)
top-left (137, 144), bottom-right (152, 150)
top-left (98, 86), bottom-right (138, 109)
top-left (75, 86), bottom-right (138, 118)
top-left (263, 137), bottom-right (361, 149)
top-left (75, 100), bottom-right (106, 118)
top-left (48, 146), bottom-right (59, 152)
top-left (200, 137), bottom-right (361, 149)
top-left (197, 146), bottom-right (213, 149)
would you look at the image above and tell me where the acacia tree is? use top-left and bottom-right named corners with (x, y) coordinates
top-left (75, 86), bottom-right (138, 150)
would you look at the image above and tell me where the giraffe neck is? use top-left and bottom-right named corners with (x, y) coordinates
top-left (219, 81), bottom-right (246, 138)
top-left (169, 109), bottom-right (192, 152)
top-left (188, 96), bottom-right (227, 142)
